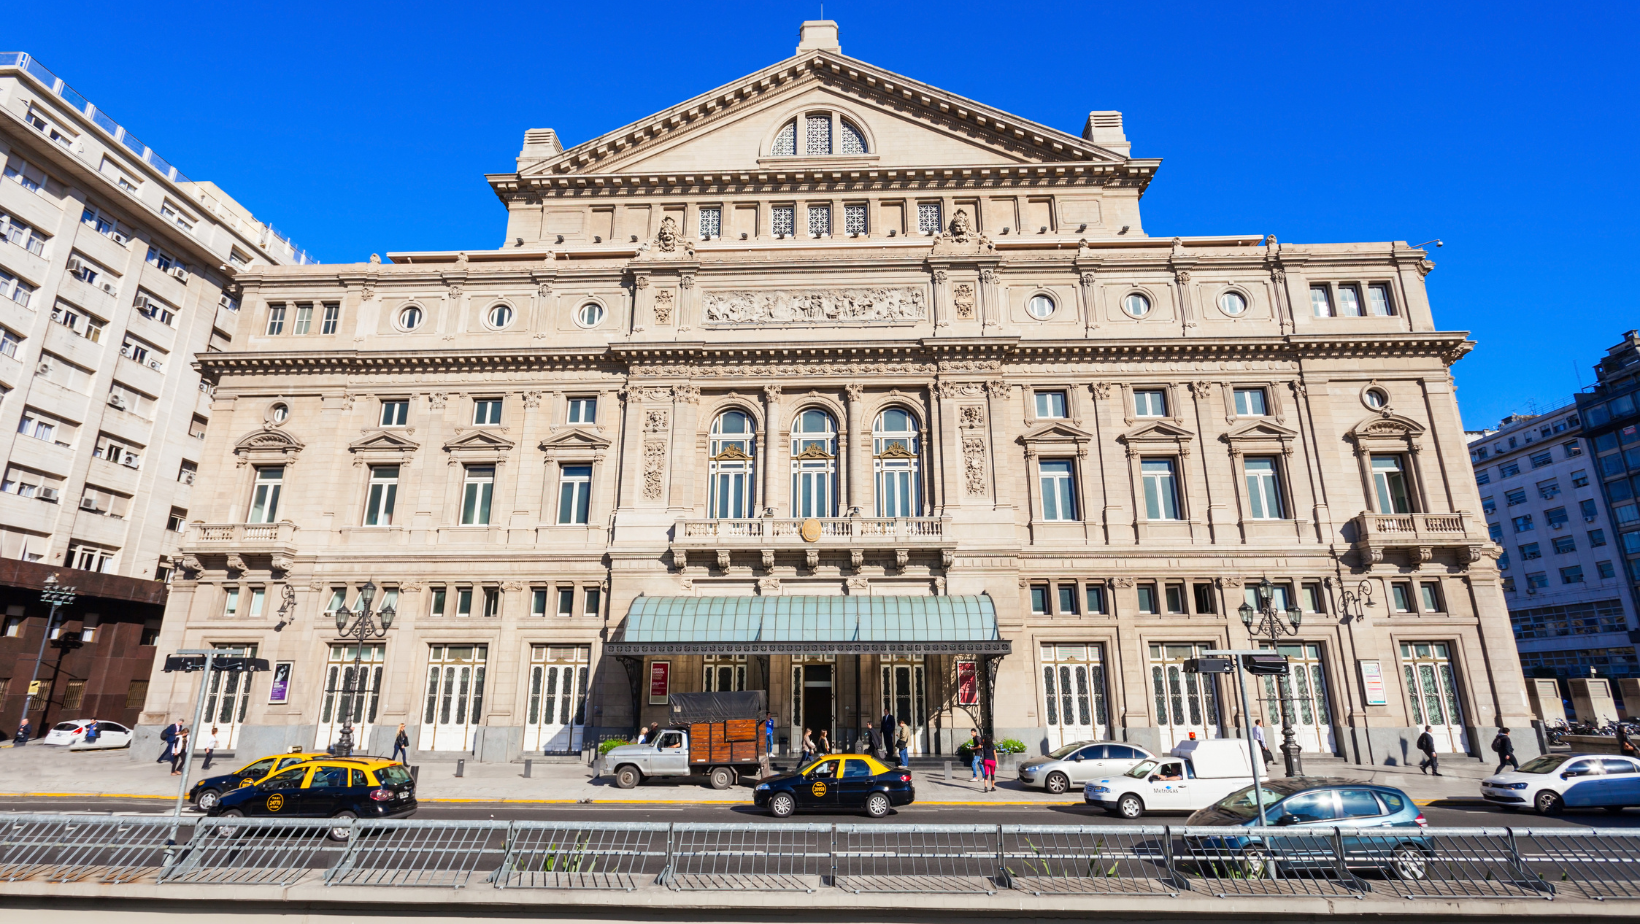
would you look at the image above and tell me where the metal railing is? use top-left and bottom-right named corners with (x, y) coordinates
top-left (5, 815), bottom-right (1640, 901)
top-left (1353, 511), bottom-right (1472, 540)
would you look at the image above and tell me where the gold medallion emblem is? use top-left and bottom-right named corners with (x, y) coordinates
top-left (266, 793), bottom-right (285, 812)
top-left (800, 518), bottom-right (822, 543)
top-left (811, 781), bottom-right (827, 798)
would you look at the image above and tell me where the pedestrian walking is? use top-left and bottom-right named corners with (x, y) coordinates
top-left (1492, 726), bottom-right (1518, 774)
top-left (84, 718), bottom-right (100, 746)
top-left (895, 720), bottom-right (911, 767)
top-left (816, 729), bottom-right (831, 755)
top-left (966, 728), bottom-right (982, 781)
top-left (157, 718), bottom-right (182, 764)
top-left (765, 712), bottom-right (776, 757)
top-left (392, 723), bottom-right (410, 763)
top-left (14, 717), bottom-right (30, 747)
top-left (863, 721), bottom-right (884, 759)
top-left (1252, 720), bottom-right (1273, 767)
top-left (980, 735), bottom-right (998, 793)
top-left (1416, 725), bottom-right (1441, 776)
top-left (198, 726), bottom-right (218, 770)
top-left (882, 709), bottom-right (896, 742)
top-left (169, 725), bottom-right (189, 776)
top-left (1619, 723), bottom-right (1638, 758)
top-left (801, 728), bottom-right (815, 762)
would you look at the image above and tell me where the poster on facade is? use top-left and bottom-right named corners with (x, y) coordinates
top-left (956, 659), bottom-right (978, 706)
top-left (1359, 660), bottom-right (1388, 706)
top-left (268, 661), bottom-right (293, 704)
top-left (649, 660), bottom-right (671, 705)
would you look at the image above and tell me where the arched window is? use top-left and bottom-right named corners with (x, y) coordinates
top-left (873, 407), bottom-right (921, 518)
top-left (769, 112), bottom-right (869, 157)
top-left (790, 408), bottom-right (837, 518)
top-left (839, 119), bottom-right (868, 155)
top-left (772, 120), bottom-right (797, 157)
top-left (709, 410), bottom-right (756, 519)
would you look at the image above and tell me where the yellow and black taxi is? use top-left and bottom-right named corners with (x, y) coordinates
top-left (754, 753), bottom-right (914, 818)
top-left (188, 751), bottom-right (331, 812)
top-left (208, 757), bottom-right (416, 839)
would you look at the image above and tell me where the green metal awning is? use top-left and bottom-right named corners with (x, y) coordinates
top-left (604, 594), bottom-right (1009, 656)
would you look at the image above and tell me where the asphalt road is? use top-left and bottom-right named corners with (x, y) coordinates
top-left (1, 794), bottom-right (1636, 828)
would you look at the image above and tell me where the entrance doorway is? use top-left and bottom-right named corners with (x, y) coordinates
top-left (1259, 642), bottom-right (1336, 754)
top-left (202, 643), bottom-right (257, 748)
top-left (315, 644), bottom-right (383, 752)
top-left (524, 645), bottom-right (588, 754)
top-left (1041, 643), bottom-right (1110, 750)
top-left (792, 659), bottom-right (835, 751)
top-left (881, 656), bottom-right (927, 755)
top-left (1401, 642), bottom-right (1468, 753)
top-left (1149, 643), bottom-right (1223, 750)
top-left (420, 644), bottom-right (487, 751)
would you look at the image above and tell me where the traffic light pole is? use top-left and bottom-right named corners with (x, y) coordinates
top-left (18, 576), bottom-right (76, 740)
top-left (1206, 649), bottom-right (1282, 826)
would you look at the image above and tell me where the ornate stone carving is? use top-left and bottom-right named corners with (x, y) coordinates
top-left (1175, 269), bottom-right (1192, 284)
top-left (844, 382), bottom-right (865, 404)
top-left (980, 269), bottom-right (998, 285)
top-left (701, 287), bottom-right (927, 325)
top-left (1090, 382), bottom-right (1112, 399)
top-left (985, 380), bottom-right (1011, 399)
top-left (716, 549), bottom-right (731, 571)
top-left (757, 577), bottom-right (781, 595)
top-left (1215, 576), bottom-right (1244, 589)
top-left (632, 360), bottom-right (937, 378)
top-left (180, 556), bottom-right (204, 575)
top-left (894, 549), bottom-right (909, 572)
top-left (932, 270), bottom-right (948, 284)
top-left (653, 290), bottom-right (674, 324)
top-left (959, 406), bottom-right (985, 429)
top-left (952, 283), bottom-right (976, 320)
top-left (673, 383), bottom-right (700, 404)
top-left (963, 436), bottom-right (988, 496)
top-left (502, 581), bottom-right (525, 592)
top-left (643, 409), bottom-right (669, 433)
top-left (941, 549), bottom-right (954, 570)
top-left (762, 384), bottom-right (782, 402)
top-left (639, 387), bottom-right (670, 403)
top-left (1079, 273), bottom-right (1096, 287)
top-left (1289, 380), bottom-right (1308, 398)
top-left (271, 556), bottom-right (294, 574)
top-left (1189, 381), bottom-right (1214, 400)
top-left (642, 439), bottom-right (667, 499)
top-left (948, 209), bottom-right (975, 242)
top-left (656, 216), bottom-right (679, 253)
top-left (225, 554), bottom-right (247, 573)
top-left (1417, 259), bottom-right (1436, 278)
top-left (850, 548), bottom-right (864, 571)
top-left (428, 393), bottom-right (448, 410)
top-left (846, 576), bottom-right (869, 593)
top-left (805, 548), bottom-right (819, 571)
top-left (633, 274), bottom-right (651, 290)
top-left (673, 548), bottom-right (688, 570)
top-left (679, 274), bottom-right (694, 289)
top-left (1111, 576), bottom-right (1136, 589)
top-left (759, 548), bottom-right (776, 572)
top-left (538, 283), bottom-right (551, 299)
top-left (522, 391), bottom-right (543, 409)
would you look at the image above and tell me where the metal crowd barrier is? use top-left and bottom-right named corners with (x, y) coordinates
top-left (4, 814), bottom-right (1640, 901)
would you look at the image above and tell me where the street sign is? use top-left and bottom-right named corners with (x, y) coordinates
top-left (164, 654), bottom-right (207, 672)
top-left (28, 681), bottom-right (41, 696)
top-left (1242, 654), bottom-right (1290, 675)
top-left (1184, 657), bottom-right (1234, 674)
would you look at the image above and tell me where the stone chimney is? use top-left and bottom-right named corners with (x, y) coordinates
top-left (797, 20), bottom-right (841, 55)
top-left (1082, 111), bottom-right (1130, 156)
top-left (517, 128), bottom-right (563, 171)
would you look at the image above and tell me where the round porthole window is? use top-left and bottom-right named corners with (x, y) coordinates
top-left (1364, 387), bottom-right (1389, 409)
top-left (1026, 294), bottom-right (1056, 320)
top-left (1218, 291), bottom-right (1248, 316)
top-left (1123, 293), bottom-right (1152, 318)
top-left (269, 402), bottom-right (289, 424)
top-left (487, 304), bottom-right (513, 329)
top-left (398, 306), bottom-right (423, 331)
top-left (576, 302), bottom-right (606, 328)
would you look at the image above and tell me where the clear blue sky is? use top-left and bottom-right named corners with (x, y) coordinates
top-left (11, 1), bottom-right (1636, 429)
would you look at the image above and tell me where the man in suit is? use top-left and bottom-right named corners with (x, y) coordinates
top-left (156, 718), bottom-right (182, 764)
top-left (864, 721), bottom-right (884, 759)
top-left (1416, 725), bottom-right (1441, 776)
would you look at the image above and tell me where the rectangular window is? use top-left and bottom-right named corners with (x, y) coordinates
top-left (1482, 497), bottom-right (1497, 515)
top-left (1371, 455), bottom-right (1412, 514)
top-left (1419, 582), bottom-right (1443, 612)
top-left (1505, 488), bottom-right (1528, 506)
top-left (1038, 460), bottom-right (1077, 521)
top-left (0, 327), bottom-right (19, 358)
top-left (456, 587), bottom-right (473, 617)
top-left (1590, 528), bottom-right (1607, 547)
top-left (1476, 472), bottom-right (1491, 485)
top-left (0, 269), bottom-right (36, 307)
top-left (531, 588), bottom-right (548, 617)
top-left (1553, 536), bottom-right (1577, 554)
top-left (771, 205), bottom-right (795, 237)
top-left (380, 400), bottom-right (409, 427)
top-left (1056, 584), bottom-right (1078, 615)
top-left (1581, 498), bottom-right (1599, 520)
top-left (807, 204), bottom-right (831, 237)
top-left (567, 396), bottom-right (596, 423)
top-left (1513, 514), bottom-right (1534, 533)
top-left (429, 587), bottom-right (447, 617)
top-left (1336, 284), bottom-right (1364, 317)
top-left (1233, 388), bottom-right (1268, 416)
top-left (1084, 584), bottom-right (1106, 615)
top-left (557, 465), bottom-right (592, 525)
top-left (1488, 522), bottom-right (1504, 542)
top-left (248, 467), bottom-right (282, 523)
top-left (178, 461), bottom-right (197, 485)
top-left (1034, 390), bottom-right (1067, 418)
top-left (844, 203), bottom-right (867, 235)
top-left (1561, 566), bottom-right (1585, 584)
top-left (1526, 572), bottom-right (1549, 590)
top-left (698, 206), bottom-right (721, 239)
top-left (557, 587), bottom-right (575, 618)
top-left (1499, 461), bottom-right (1521, 477)
top-left (1137, 583), bottom-right (1159, 614)
top-left (1030, 585), bottom-right (1049, 615)
top-left (584, 587), bottom-right (601, 618)
top-left (1530, 451), bottom-right (1554, 469)
top-left (364, 465), bottom-right (398, 526)
top-left (1133, 388), bottom-right (1167, 417)
top-left (1546, 506), bottom-right (1569, 528)
top-left (1193, 582), bottom-right (1217, 614)
top-left (1367, 283), bottom-right (1395, 316)
top-left (1243, 456), bottom-right (1284, 519)
top-left (248, 587), bottom-right (266, 618)
top-left (1302, 582), bottom-right (1326, 613)
top-left (1599, 560), bottom-right (1617, 579)
top-left (1538, 479), bottom-right (1560, 499)
top-left (1165, 583), bottom-right (1186, 614)
top-left (1310, 285), bottom-right (1334, 317)
top-left (320, 303), bottom-right (340, 334)
top-left (473, 398), bottom-right (502, 425)
top-left (917, 202), bottom-right (942, 235)
top-left (293, 304), bottom-right (313, 334)
top-left (1391, 582), bottom-right (1412, 612)
top-left (223, 587), bottom-right (240, 617)
top-left (455, 466), bottom-right (494, 527)
top-left (482, 587), bottom-right (500, 618)
top-left (265, 304), bottom-right (285, 335)
top-left (1141, 459), bottom-right (1180, 520)
top-left (166, 508), bottom-right (187, 531)
top-left (1565, 441), bottom-right (1584, 459)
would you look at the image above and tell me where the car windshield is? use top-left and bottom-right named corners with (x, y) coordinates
top-left (1048, 742), bottom-right (1088, 760)
top-left (1516, 754), bottom-right (1569, 774)
top-left (53, 722), bottom-right (81, 731)
top-left (1125, 760), bottom-right (1158, 779)
top-left (1213, 784), bottom-right (1291, 819)
top-left (377, 766), bottom-right (412, 785)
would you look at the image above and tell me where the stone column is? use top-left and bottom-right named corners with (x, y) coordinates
top-left (845, 383), bottom-right (865, 515)
top-left (762, 385), bottom-right (782, 516)
top-left (615, 387), bottom-right (643, 509)
top-left (669, 384), bottom-right (699, 511)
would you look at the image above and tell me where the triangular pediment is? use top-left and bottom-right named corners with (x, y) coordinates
top-left (443, 429), bottom-right (515, 452)
top-left (349, 430), bottom-right (420, 453)
top-left (539, 427), bottom-right (613, 452)
top-left (510, 51), bottom-right (1132, 182)
top-left (1120, 420), bottom-right (1195, 443)
top-left (1223, 420), bottom-right (1300, 442)
top-left (1020, 421), bottom-right (1094, 444)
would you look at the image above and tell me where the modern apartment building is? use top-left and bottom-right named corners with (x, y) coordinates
top-left (0, 52), bottom-right (309, 733)
top-left (1574, 330), bottom-right (1640, 696)
top-left (1468, 404), bottom-right (1639, 710)
top-left (138, 21), bottom-right (1531, 769)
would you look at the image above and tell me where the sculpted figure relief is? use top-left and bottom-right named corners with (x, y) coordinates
top-left (655, 216), bottom-right (679, 253)
top-left (702, 287), bottom-right (927, 325)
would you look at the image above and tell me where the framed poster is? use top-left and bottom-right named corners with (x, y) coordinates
top-left (1358, 660), bottom-right (1388, 706)
top-left (956, 658), bottom-right (978, 706)
top-left (648, 660), bottom-right (671, 705)
top-left (268, 661), bottom-right (293, 704)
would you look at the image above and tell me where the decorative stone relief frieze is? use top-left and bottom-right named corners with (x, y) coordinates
top-left (959, 406), bottom-right (985, 429)
top-left (952, 283), bottom-right (976, 319)
top-left (654, 290), bottom-right (674, 324)
top-left (643, 409), bottom-right (669, 433)
top-left (963, 436), bottom-right (988, 496)
top-left (642, 440), bottom-right (667, 500)
top-left (701, 287), bottom-right (927, 325)
top-left (631, 360), bottom-right (937, 377)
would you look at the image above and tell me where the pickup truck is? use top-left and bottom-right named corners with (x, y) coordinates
top-left (603, 691), bottom-right (770, 790)
top-left (1083, 738), bottom-right (1258, 819)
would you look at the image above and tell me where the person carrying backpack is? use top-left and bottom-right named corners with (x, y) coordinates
top-left (1492, 727), bottom-right (1518, 774)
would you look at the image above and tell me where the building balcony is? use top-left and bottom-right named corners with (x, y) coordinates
top-left (671, 516), bottom-right (954, 571)
top-left (178, 520), bottom-right (300, 573)
top-left (1347, 511), bottom-right (1485, 567)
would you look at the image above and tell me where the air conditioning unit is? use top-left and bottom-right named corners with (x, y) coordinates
top-left (147, 359), bottom-right (163, 371)
top-left (111, 232), bottom-right (128, 245)
top-left (120, 458), bottom-right (140, 469)
top-left (101, 283), bottom-right (117, 295)
top-left (218, 294), bottom-right (239, 311)
top-left (39, 487), bottom-right (59, 502)
top-left (80, 496), bottom-right (100, 511)
top-left (169, 266), bottom-right (190, 282)
top-left (66, 257), bottom-right (83, 273)
top-left (107, 393), bottom-right (127, 409)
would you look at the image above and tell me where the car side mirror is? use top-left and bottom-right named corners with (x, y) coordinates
top-left (1148, 775), bottom-right (1160, 782)
top-left (1276, 814), bottom-right (1301, 826)
top-left (1072, 754), bottom-right (1083, 762)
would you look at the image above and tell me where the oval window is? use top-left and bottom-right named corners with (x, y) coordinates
top-left (1218, 291), bottom-right (1248, 316)
top-left (487, 304), bottom-right (513, 329)
top-left (1123, 293), bottom-right (1152, 318)
top-left (576, 303), bottom-right (606, 328)
top-left (270, 403), bottom-right (289, 424)
top-left (1026, 294), bottom-right (1055, 320)
top-left (398, 306), bottom-right (423, 331)
top-left (1364, 388), bottom-right (1389, 409)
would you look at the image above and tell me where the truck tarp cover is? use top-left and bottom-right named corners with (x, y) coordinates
top-left (668, 691), bottom-right (767, 725)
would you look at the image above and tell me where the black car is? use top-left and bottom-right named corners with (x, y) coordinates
top-left (210, 757), bottom-right (416, 840)
top-left (753, 753), bottom-right (915, 818)
top-left (187, 750), bottom-right (331, 812)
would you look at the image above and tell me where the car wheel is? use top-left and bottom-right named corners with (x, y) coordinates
top-left (1390, 844), bottom-right (1430, 881)
top-left (708, 766), bottom-right (735, 790)
top-left (614, 765), bottom-right (642, 790)
top-left (1535, 790), bottom-right (1564, 815)
top-left (865, 792), bottom-right (891, 818)
top-left (1240, 846), bottom-right (1275, 879)
top-left (214, 809), bottom-right (245, 838)
top-left (1117, 794), bottom-right (1145, 819)
top-left (196, 789), bottom-right (222, 812)
top-left (327, 811), bottom-right (357, 842)
top-left (769, 792), bottom-right (796, 818)
top-left (1044, 772), bottom-right (1070, 795)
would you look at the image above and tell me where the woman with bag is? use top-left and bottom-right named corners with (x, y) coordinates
top-left (801, 728), bottom-right (816, 762)
top-left (816, 729), bottom-right (831, 756)
top-left (979, 735), bottom-right (998, 793)
top-left (169, 726), bottom-right (190, 775)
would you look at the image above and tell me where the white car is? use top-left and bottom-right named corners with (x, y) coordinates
top-left (42, 719), bottom-right (133, 750)
top-left (1481, 752), bottom-right (1640, 815)
top-left (1082, 739), bottom-right (1257, 818)
top-left (1018, 742), bottom-right (1157, 793)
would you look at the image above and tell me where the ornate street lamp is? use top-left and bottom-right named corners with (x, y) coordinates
top-left (333, 579), bottom-right (395, 753)
top-left (1239, 577), bottom-right (1304, 776)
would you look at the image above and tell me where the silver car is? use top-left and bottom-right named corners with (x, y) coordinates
top-left (1018, 741), bottom-right (1156, 794)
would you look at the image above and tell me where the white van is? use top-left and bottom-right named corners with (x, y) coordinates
top-left (1083, 738), bottom-right (1259, 818)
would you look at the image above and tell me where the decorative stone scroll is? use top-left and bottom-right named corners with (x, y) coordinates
top-left (702, 287), bottom-right (928, 326)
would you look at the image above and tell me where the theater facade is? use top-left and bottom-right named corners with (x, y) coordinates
top-left (137, 21), bottom-right (1533, 767)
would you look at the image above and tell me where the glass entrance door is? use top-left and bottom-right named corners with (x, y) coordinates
top-left (421, 644), bottom-right (487, 752)
top-left (315, 644), bottom-right (383, 752)
top-left (202, 643), bottom-right (257, 748)
top-left (1401, 642), bottom-right (1468, 753)
top-left (1258, 642), bottom-right (1336, 755)
top-left (792, 657), bottom-right (835, 751)
top-left (881, 656), bottom-right (927, 755)
top-left (1149, 643), bottom-right (1222, 750)
top-left (1041, 644), bottom-right (1109, 750)
top-left (524, 645), bottom-right (588, 754)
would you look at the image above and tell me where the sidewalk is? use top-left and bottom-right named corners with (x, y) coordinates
top-left (0, 744), bottom-right (1489, 806)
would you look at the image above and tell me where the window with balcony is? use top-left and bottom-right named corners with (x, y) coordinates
top-left (790, 408), bottom-right (838, 518)
top-left (1371, 455), bottom-right (1413, 514)
top-left (557, 465), bottom-right (591, 525)
top-left (1039, 459), bottom-right (1078, 521)
top-left (52, 303), bottom-right (105, 341)
top-left (18, 409), bottom-right (74, 447)
top-left (873, 407), bottom-right (920, 517)
top-left (68, 544), bottom-right (115, 573)
top-left (1, 465), bottom-right (62, 502)
top-left (248, 467), bottom-right (283, 523)
top-left (1, 211), bottom-right (47, 256)
top-left (461, 465), bottom-right (494, 525)
top-left (709, 409), bottom-right (756, 519)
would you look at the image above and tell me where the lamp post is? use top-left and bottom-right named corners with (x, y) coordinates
top-left (18, 575), bottom-right (77, 738)
top-left (1239, 577), bottom-right (1304, 776)
top-left (333, 579), bottom-right (394, 754)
